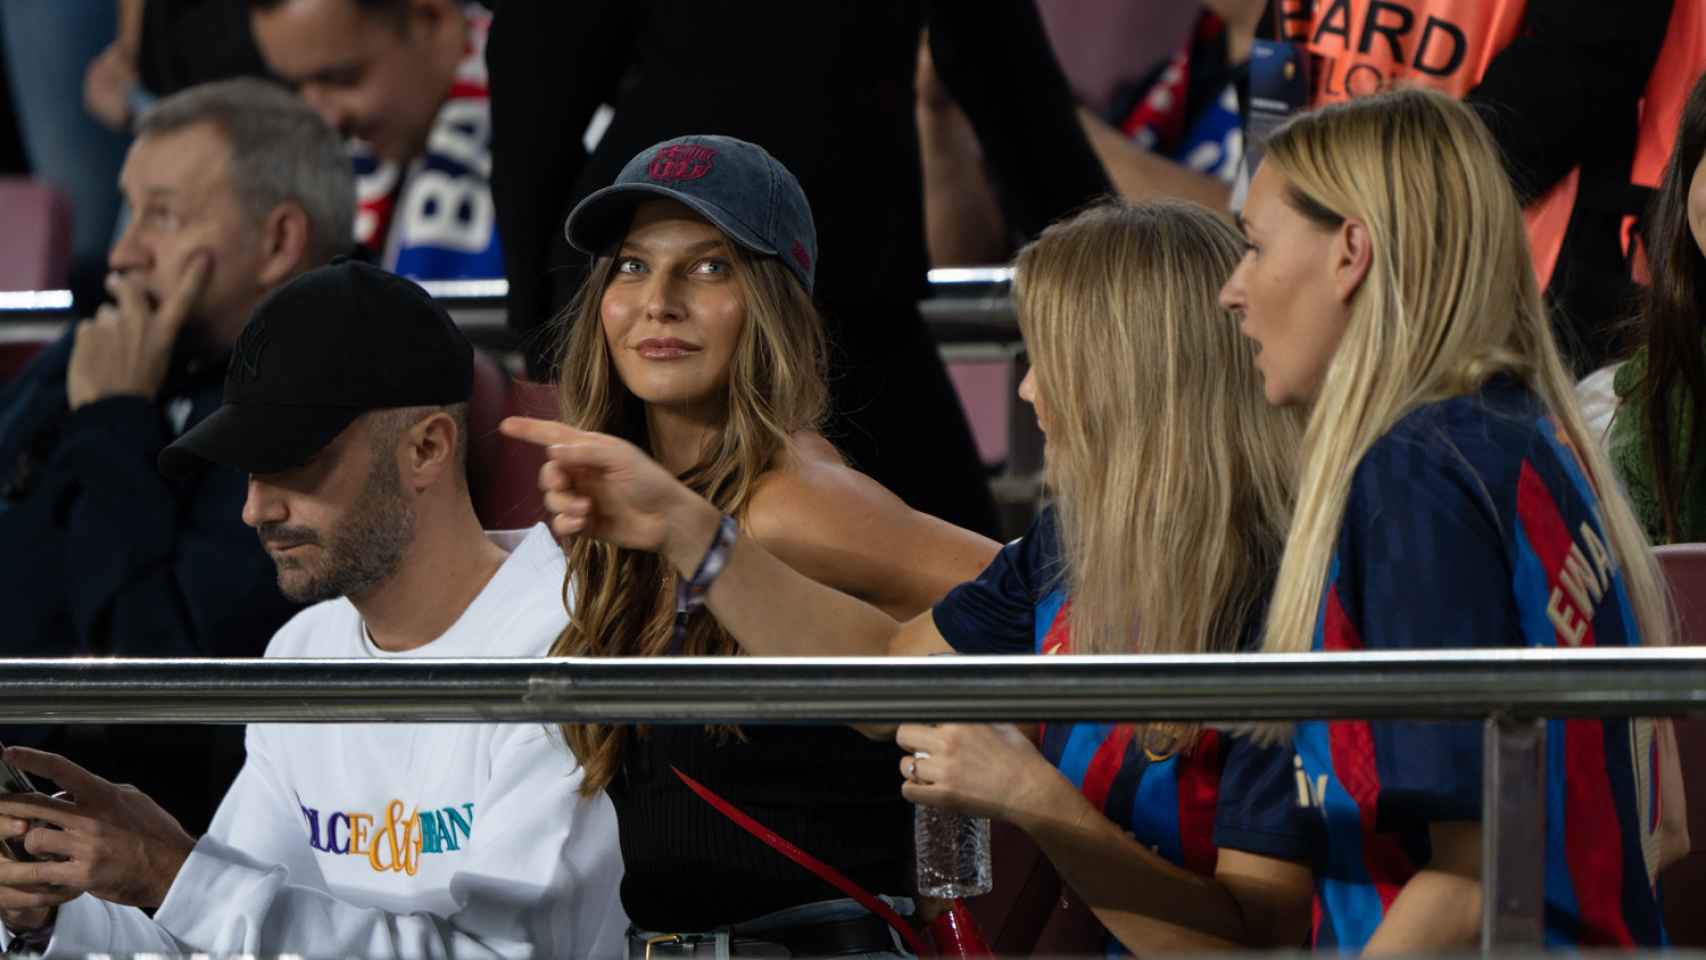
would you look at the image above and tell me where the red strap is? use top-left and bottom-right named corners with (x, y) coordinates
top-left (671, 766), bottom-right (931, 956)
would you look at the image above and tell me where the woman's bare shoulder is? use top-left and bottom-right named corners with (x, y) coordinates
top-left (747, 433), bottom-right (912, 543)
top-left (743, 433), bottom-right (1000, 617)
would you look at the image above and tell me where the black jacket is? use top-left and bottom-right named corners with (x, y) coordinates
top-left (0, 331), bottom-right (301, 831)
top-left (1465, 0), bottom-right (1676, 373)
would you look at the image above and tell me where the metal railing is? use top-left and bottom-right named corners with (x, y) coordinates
top-left (0, 648), bottom-right (1698, 724)
top-left (0, 647), bottom-right (1700, 950)
top-left (0, 271), bottom-right (1024, 350)
top-left (0, 269), bottom-right (1017, 315)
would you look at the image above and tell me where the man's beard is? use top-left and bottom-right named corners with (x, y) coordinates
top-left (257, 456), bottom-right (417, 605)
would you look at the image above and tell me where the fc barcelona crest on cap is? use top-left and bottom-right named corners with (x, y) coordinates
top-left (565, 134), bottom-right (819, 293)
top-left (648, 144), bottom-right (717, 182)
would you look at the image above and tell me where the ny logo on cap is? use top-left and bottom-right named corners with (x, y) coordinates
top-left (230, 314), bottom-right (270, 385)
top-left (648, 144), bottom-right (717, 182)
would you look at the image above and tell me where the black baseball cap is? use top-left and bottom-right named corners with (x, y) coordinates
top-left (159, 259), bottom-right (473, 479)
top-left (564, 134), bottom-right (818, 292)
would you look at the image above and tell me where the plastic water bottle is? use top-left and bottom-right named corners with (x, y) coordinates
top-left (914, 805), bottom-right (993, 898)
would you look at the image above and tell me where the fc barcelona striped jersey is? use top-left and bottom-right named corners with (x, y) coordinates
top-left (932, 509), bottom-right (1306, 951)
top-left (1224, 377), bottom-right (1667, 948)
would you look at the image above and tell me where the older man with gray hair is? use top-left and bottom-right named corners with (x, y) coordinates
top-left (0, 77), bottom-right (354, 837)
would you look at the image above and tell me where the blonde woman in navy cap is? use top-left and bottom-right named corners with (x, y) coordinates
top-left (506, 135), bottom-right (997, 953)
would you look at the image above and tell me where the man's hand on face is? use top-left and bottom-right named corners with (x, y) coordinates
top-left (67, 253), bottom-right (211, 411)
top-left (0, 747), bottom-right (197, 912)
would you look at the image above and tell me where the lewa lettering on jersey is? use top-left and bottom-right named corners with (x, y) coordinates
top-left (299, 801), bottom-right (477, 876)
top-left (1542, 519), bottom-right (1617, 646)
top-left (1277, 0), bottom-right (1524, 102)
top-left (1526, 421), bottom-right (1623, 647)
top-left (1514, 424), bottom-right (1624, 649)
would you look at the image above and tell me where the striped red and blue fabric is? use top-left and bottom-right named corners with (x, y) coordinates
top-left (933, 510), bottom-right (1309, 953)
top-left (1034, 594), bottom-right (1223, 880)
top-left (1285, 376), bottom-right (1667, 949)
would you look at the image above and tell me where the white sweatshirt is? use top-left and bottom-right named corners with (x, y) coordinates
top-left (23, 525), bottom-right (627, 959)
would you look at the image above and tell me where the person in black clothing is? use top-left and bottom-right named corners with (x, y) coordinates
top-left (487, 1), bottom-right (1112, 538)
top-left (500, 135), bottom-right (998, 949)
top-left (0, 78), bottom-right (352, 834)
top-left (1459, 0), bottom-right (1676, 374)
top-left (83, 1), bottom-right (274, 136)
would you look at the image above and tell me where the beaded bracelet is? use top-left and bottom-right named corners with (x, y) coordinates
top-left (671, 514), bottom-right (739, 651)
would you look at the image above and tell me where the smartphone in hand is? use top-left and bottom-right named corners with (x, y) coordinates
top-left (0, 745), bottom-right (40, 863)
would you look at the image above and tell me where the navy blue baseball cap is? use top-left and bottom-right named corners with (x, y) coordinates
top-left (564, 134), bottom-right (818, 292)
top-left (158, 259), bottom-right (473, 479)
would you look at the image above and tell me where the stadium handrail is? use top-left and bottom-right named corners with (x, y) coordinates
top-left (0, 270), bottom-right (1024, 350)
top-left (0, 648), bottom-right (1694, 724)
top-left (0, 646), bottom-right (1699, 948)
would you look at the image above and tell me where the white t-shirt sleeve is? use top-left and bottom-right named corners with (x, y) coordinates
top-left (20, 726), bottom-right (301, 957)
top-left (15, 894), bottom-right (186, 958)
top-left (152, 724), bottom-right (625, 959)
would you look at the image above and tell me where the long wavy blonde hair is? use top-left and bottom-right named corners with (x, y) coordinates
top-left (1258, 89), bottom-right (1672, 671)
top-left (1015, 201), bottom-right (1302, 751)
top-left (551, 242), bottom-right (829, 794)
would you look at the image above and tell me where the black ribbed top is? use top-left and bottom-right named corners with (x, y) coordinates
top-left (608, 724), bottom-right (914, 931)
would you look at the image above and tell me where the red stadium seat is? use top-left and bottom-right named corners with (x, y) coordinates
top-left (944, 355), bottom-right (1010, 468)
top-left (0, 333), bottom-right (50, 384)
top-left (465, 350), bottom-right (558, 531)
top-left (0, 179), bottom-right (72, 290)
top-left (1657, 543), bottom-right (1706, 946)
top-left (1659, 543), bottom-right (1706, 638)
top-left (465, 350), bottom-right (509, 525)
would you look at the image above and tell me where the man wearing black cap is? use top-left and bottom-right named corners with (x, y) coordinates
top-left (0, 261), bottom-right (626, 958)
